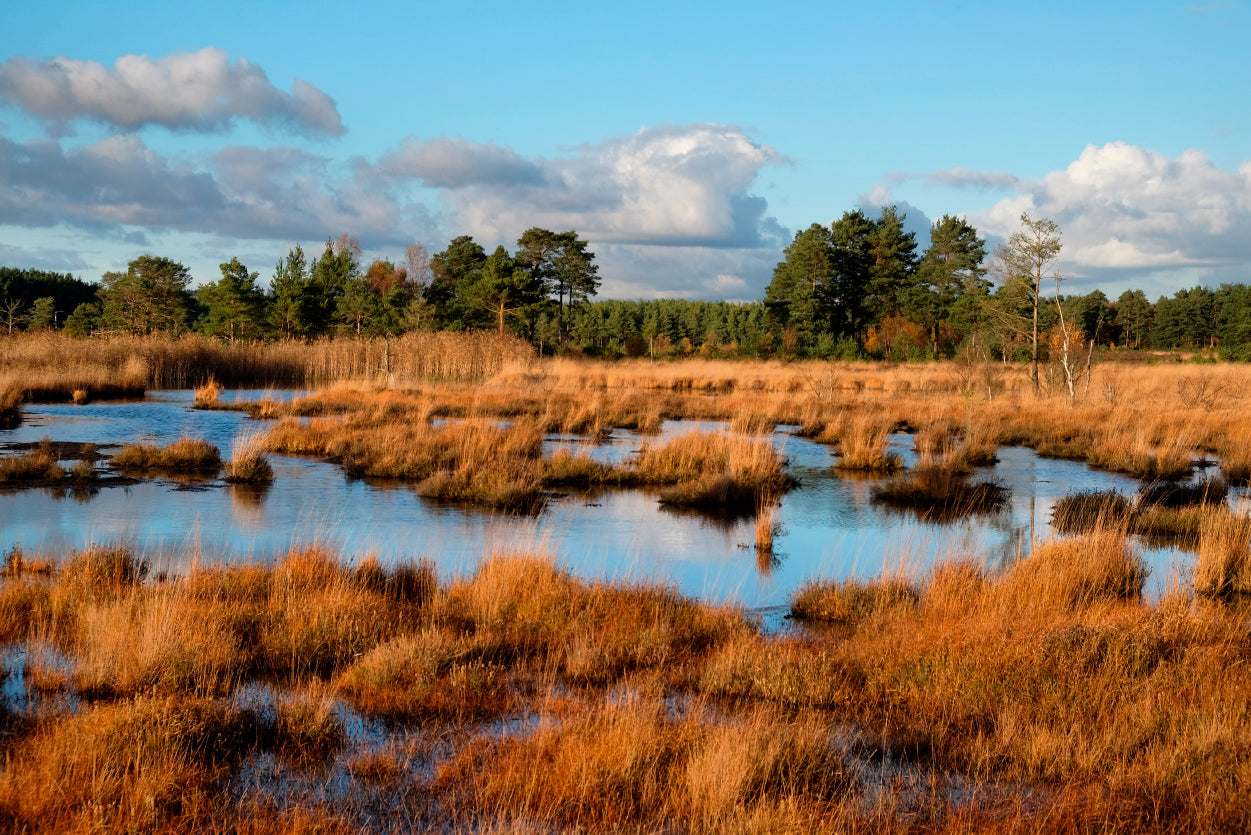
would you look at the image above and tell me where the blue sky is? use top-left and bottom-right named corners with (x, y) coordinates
top-left (2, 0), bottom-right (1248, 300)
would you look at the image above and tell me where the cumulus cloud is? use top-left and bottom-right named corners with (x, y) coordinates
top-left (0, 49), bottom-right (344, 136)
top-left (378, 124), bottom-right (787, 251)
top-left (972, 142), bottom-right (1251, 288)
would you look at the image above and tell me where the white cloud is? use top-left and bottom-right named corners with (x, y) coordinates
top-left (972, 142), bottom-right (1251, 289)
top-left (0, 49), bottom-right (344, 137)
top-left (0, 121), bottom-right (787, 298)
top-left (379, 124), bottom-right (787, 250)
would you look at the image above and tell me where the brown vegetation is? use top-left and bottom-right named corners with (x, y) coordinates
top-left (112, 438), bottom-right (222, 474)
top-left (0, 534), bottom-right (1250, 831)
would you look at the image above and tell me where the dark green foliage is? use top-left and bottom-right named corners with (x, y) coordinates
top-left (269, 244), bottom-right (310, 338)
top-left (516, 228), bottom-right (599, 341)
top-left (907, 214), bottom-right (988, 337)
top-left (1116, 289), bottom-right (1153, 349)
top-left (427, 235), bottom-right (488, 329)
top-left (27, 296), bottom-right (58, 330)
top-left (99, 255), bottom-right (195, 335)
top-left (0, 267), bottom-right (98, 320)
top-left (198, 257), bottom-right (267, 341)
top-left (464, 246), bottom-right (543, 335)
top-left (1153, 286), bottom-right (1216, 349)
top-left (62, 303), bottom-right (99, 338)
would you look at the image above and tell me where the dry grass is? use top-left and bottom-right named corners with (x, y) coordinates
top-left (113, 437), bottom-right (222, 474)
top-left (194, 376), bottom-right (225, 407)
top-left (872, 467), bottom-right (1009, 519)
top-left (0, 382), bottom-right (20, 429)
top-left (437, 699), bottom-right (854, 832)
top-left (791, 577), bottom-right (919, 624)
top-left (632, 431), bottom-right (795, 512)
top-left (833, 414), bottom-right (903, 472)
top-left (225, 431), bottom-right (274, 484)
top-left (1052, 490), bottom-right (1136, 534)
top-left (1, 536), bottom-right (1251, 831)
top-left (1193, 508), bottom-right (1251, 599)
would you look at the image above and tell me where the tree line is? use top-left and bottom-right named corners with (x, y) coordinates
top-left (4, 213), bottom-right (1251, 361)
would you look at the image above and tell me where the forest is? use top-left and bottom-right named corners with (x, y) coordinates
top-left (4, 210), bottom-right (1251, 361)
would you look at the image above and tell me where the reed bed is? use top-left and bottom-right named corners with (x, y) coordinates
top-left (832, 414), bottom-right (903, 472)
top-left (0, 331), bottom-right (533, 392)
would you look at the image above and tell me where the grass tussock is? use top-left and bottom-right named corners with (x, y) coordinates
top-left (1054, 480), bottom-right (1231, 540)
top-left (1193, 509), bottom-right (1251, 600)
top-left (834, 415), bottom-right (902, 472)
top-left (1000, 532), bottom-right (1148, 610)
top-left (791, 577), bottom-right (919, 625)
top-left (0, 696), bottom-right (260, 831)
top-left (225, 431), bottom-right (274, 484)
top-left (1052, 490), bottom-right (1136, 534)
top-left (633, 431), bottom-right (796, 512)
top-left (112, 437), bottom-right (222, 474)
top-left (193, 376), bottom-right (225, 407)
top-left (1137, 475), bottom-right (1229, 509)
top-left (872, 467), bottom-right (1009, 519)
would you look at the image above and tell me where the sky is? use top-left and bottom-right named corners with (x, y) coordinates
top-left (1, 0), bottom-right (1248, 301)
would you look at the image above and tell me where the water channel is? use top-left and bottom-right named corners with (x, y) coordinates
top-left (0, 389), bottom-right (1232, 616)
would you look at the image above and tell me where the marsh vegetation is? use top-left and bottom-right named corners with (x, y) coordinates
top-left (1, 336), bottom-right (1250, 831)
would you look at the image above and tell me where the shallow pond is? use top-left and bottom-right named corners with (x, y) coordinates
top-left (0, 390), bottom-right (1233, 615)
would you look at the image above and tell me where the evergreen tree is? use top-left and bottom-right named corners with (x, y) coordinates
top-left (428, 236), bottom-right (487, 329)
top-left (63, 303), bottom-right (99, 338)
top-left (461, 246), bottom-right (544, 335)
top-left (827, 210), bottom-right (875, 340)
top-left (763, 224), bottom-right (834, 344)
top-left (1115, 289), bottom-right (1153, 349)
top-left (516, 228), bottom-right (599, 341)
top-left (199, 257), bottom-right (267, 342)
top-left (908, 214), bottom-right (987, 342)
top-left (863, 205), bottom-right (919, 324)
top-left (27, 297), bottom-right (58, 330)
top-left (270, 244), bottom-right (309, 338)
top-left (99, 255), bottom-right (195, 335)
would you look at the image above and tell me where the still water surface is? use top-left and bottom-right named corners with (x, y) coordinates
top-left (0, 390), bottom-right (1218, 613)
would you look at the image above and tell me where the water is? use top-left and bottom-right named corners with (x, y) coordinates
top-left (0, 390), bottom-right (1225, 611)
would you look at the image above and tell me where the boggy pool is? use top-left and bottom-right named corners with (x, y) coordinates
top-left (0, 389), bottom-right (1232, 615)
